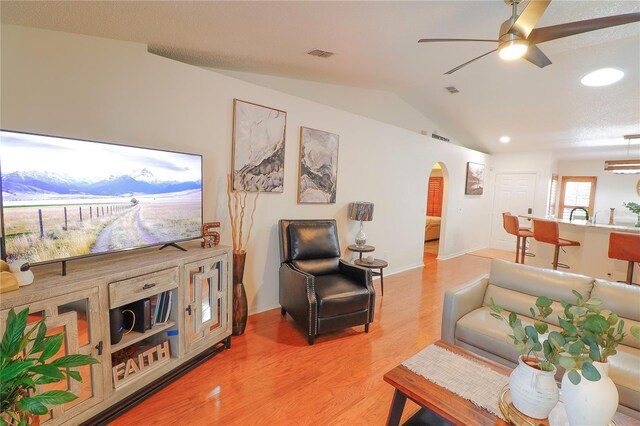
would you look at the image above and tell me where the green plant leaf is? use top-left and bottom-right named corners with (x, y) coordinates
top-left (30, 321), bottom-right (48, 355)
top-left (536, 296), bottom-right (552, 308)
top-left (31, 390), bottom-right (78, 405)
top-left (39, 333), bottom-right (64, 362)
top-left (490, 313), bottom-right (503, 321)
top-left (29, 364), bottom-right (66, 381)
top-left (631, 325), bottom-right (640, 340)
top-left (1, 359), bottom-right (34, 382)
top-left (607, 313), bottom-right (618, 326)
top-left (584, 315), bottom-right (610, 334)
top-left (35, 375), bottom-right (65, 385)
top-left (586, 297), bottom-right (602, 306)
top-left (1, 308), bottom-right (28, 359)
top-left (558, 356), bottom-right (577, 369)
top-left (617, 319), bottom-right (625, 336)
top-left (559, 318), bottom-right (578, 336)
top-left (525, 325), bottom-right (539, 341)
top-left (548, 331), bottom-right (565, 349)
top-left (568, 370), bottom-right (581, 385)
top-left (543, 340), bottom-right (553, 359)
top-left (513, 325), bottom-right (526, 342)
top-left (572, 290), bottom-right (584, 301)
top-left (66, 369), bottom-right (82, 382)
top-left (51, 354), bottom-right (99, 368)
top-left (0, 416), bottom-right (8, 426)
top-left (17, 398), bottom-right (48, 416)
top-left (582, 362), bottom-right (601, 381)
top-left (567, 341), bottom-right (584, 355)
top-left (534, 321), bottom-right (548, 334)
top-left (508, 312), bottom-right (517, 325)
top-left (589, 344), bottom-right (601, 362)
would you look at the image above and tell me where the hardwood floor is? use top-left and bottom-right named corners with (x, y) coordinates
top-left (111, 254), bottom-right (492, 425)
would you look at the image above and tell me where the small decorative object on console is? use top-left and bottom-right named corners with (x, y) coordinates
top-left (623, 201), bottom-right (640, 227)
top-left (201, 222), bottom-right (221, 248)
top-left (348, 201), bottom-right (374, 247)
top-left (8, 259), bottom-right (34, 286)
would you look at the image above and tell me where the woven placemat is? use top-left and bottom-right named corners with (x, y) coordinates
top-left (402, 344), bottom-right (509, 421)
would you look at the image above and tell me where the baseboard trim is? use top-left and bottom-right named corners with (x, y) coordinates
top-left (437, 246), bottom-right (486, 261)
top-left (83, 337), bottom-right (231, 426)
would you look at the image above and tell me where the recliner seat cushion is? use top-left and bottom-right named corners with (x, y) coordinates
top-left (314, 274), bottom-right (370, 318)
top-left (289, 222), bottom-right (340, 260)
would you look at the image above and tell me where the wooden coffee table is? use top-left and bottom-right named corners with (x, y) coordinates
top-left (383, 340), bottom-right (636, 426)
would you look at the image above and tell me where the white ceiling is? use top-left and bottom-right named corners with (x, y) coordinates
top-left (2, 1), bottom-right (639, 159)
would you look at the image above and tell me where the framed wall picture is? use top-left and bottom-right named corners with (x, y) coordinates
top-left (232, 99), bottom-right (287, 192)
top-left (298, 127), bottom-right (339, 204)
top-left (465, 162), bottom-right (485, 195)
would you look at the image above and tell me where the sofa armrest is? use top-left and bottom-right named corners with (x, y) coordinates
top-left (441, 274), bottom-right (490, 344)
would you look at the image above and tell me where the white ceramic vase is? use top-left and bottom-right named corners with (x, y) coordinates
top-left (509, 356), bottom-right (559, 419)
top-left (561, 362), bottom-right (618, 426)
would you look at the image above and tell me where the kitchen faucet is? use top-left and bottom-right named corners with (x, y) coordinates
top-left (569, 207), bottom-right (590, 222)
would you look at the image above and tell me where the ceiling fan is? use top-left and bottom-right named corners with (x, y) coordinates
top-left (418, 0), bottom-right (640, 75)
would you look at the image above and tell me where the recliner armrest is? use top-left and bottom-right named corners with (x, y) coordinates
top-left (441, 274), bottom-right (490, 344)
top-left (339, 259), bottom-right (373, 288)
top-left (279, 263), bottom-right (317, 337)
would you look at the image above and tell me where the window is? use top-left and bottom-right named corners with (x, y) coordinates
top-left (547, 174), bottom-right (558, 217)
top-left (427, 176), bottom-right (443, 217)
top-left (557, 176), bottom-right (597, 220)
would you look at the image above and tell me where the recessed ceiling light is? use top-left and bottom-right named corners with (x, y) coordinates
top-left (500, 136), bottom-right (511, 144)
top-left (581, 68), bottom-right (624, 87)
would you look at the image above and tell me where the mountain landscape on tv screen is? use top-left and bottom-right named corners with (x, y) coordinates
top-left (2, 168), bottom-right (201, 200)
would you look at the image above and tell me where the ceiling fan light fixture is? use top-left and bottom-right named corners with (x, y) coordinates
top-left (498, 40), bottom-right (528, 60)
top-left (581, 68), bottom-right (624, 87)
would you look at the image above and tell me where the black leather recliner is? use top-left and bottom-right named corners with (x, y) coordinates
top-left (278, 219), bottom-right (375, 345)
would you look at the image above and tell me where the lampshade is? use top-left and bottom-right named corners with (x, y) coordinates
top-left (349, 202), bottom-right (374, 221)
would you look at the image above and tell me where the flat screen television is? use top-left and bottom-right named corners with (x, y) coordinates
top-left (0, 130), bottom-right (203, 266)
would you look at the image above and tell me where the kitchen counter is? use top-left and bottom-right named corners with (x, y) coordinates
top-left (518, 215), bottom-right (640, 233)
top-left (513, 215), bottom-right (639, 282)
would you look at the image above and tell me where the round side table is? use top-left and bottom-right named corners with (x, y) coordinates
top-left (354, 258), bottom-right (388, 296)
top-left (347, 244), bottom-right (375, 260)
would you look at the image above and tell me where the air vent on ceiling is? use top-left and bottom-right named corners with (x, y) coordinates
top-left (307, 49), bottom-right (335, 58)
top-left (445, 86), bottom-right (459, 94)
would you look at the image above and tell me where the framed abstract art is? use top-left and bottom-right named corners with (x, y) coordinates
top-left (298, 127), bottom-right (339, 204)
top-left (232, 99), bottom-right (287, 192)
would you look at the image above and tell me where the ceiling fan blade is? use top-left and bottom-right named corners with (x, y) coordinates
top-left (418, 38), bottom-right (498, 43)
top-left (508, 0), bottom-right (551, 39)
top-left (528, 12), bottom-right (640, 44)
top-left (444, 49), bottom-right (498, 75)
top-left (523, 44), bottom-right (552, 68)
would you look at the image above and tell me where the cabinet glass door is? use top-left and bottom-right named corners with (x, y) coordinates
top-left (185, 256), bottom-right (227, 352)
top-left (0, 287), bottom-right (104, 425)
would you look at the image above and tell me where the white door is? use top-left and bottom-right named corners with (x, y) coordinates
top-left (490, 173), bottom-right (537, 251)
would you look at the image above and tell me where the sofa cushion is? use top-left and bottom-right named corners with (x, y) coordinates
top-left (488, 259), bottom-right (594, 302)
top-left (592, 279), bottom-right (640, 350)
top-left (314, 274), bottom-right (370, 318)
top-left (455, 307), bottom-right (562, 364)
top-left (483, 285), bottom-right (566, 327)
top-left (289, 222), bottom-right (340, 261)
top-left (609, 344), bottom-right (640, 413)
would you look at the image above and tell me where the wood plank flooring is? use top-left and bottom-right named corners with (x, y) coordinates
top-left (111, 254), bottom-right (492, 425)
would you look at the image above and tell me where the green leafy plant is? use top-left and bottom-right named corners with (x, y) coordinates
top-left (490, 296), bottom-right (561, 372)
top-left (623, 201), bottom-right (640, 215)
top-left (492, 291), bottom-right (640, 386)
top-left (555, 290), bottom-right (640, 385)
top-left (1, 308), bottom-right (99, 425)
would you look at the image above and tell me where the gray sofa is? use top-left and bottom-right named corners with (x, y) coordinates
top-left (442, 259), bottom-right (640, 418)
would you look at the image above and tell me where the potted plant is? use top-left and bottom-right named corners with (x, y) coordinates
top-left (553, 291), bottom-right (640, 425)
top-left (1, 308), bottom-right (99, 425)
top-left (623, 201), bottom-right (640, 227)
top-left (490, 296), bottom-right (561, 419)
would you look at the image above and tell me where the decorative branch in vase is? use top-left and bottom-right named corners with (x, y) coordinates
top-left (226, 173), bottom-right (262, 336)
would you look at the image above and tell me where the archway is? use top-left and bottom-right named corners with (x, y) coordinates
top-left (424, 162), bottom-right (449, 261)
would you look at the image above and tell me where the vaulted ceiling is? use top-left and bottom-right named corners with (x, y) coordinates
top-left (2, 1), bottom-right (639, 159)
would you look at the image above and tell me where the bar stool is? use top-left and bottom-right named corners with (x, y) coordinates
top-left (502, 213), bottom-right (534, 264)
top-left (608, 232), bottom-right (640, 285)
top-left (532, 219), bottom-right (580, 270)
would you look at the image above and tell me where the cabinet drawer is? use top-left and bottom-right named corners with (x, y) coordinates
top-left (109, 268), bottom-right (178, 308)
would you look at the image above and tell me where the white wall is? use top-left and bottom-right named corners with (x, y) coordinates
top-left (556, 159), bottom-right (640, 225)
top-left (1, 25), bottom-right (492, 314)
top-left (208, 68), bottom-right (460, 144)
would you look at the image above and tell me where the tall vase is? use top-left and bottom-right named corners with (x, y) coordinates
top-left (509, 356), bottom-right (559, 419)
top-left (561, 362), bottom-right (618, 426)
top-left (232, 251), bottom-right (248, 336)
